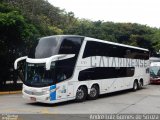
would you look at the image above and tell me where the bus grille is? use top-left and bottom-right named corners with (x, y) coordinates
top-left (24, 90), bottom-right (44, 96)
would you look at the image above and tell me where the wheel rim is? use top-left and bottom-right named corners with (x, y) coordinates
top-left (76, 88), bottom-right (84, 100)
top-left (90, 87), bottom-right (97, 97)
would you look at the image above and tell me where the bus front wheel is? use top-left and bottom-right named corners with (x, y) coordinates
top-left (75, 86), bottom-right (87, 102)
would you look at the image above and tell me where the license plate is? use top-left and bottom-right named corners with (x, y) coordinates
top-left (30, 97), bottom-right (36, 101)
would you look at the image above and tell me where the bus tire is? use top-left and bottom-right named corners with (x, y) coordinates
top-left (75, 86), bottom-right (87, 102)
top-left (138, 80), bottom-right (143, 89)
top-left (132, 80), bottom-right (139, 91)
top-left (87, 85), bottom-right (99, 100)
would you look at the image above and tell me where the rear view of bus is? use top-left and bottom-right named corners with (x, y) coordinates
top-left (14, 35), bottom-right (84, 103)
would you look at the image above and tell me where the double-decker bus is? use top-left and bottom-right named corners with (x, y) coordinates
top-left (14, 35), bottom-right (150, 103)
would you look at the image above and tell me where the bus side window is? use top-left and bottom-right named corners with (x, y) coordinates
top-left (78, 67), bottom-right (135, 81)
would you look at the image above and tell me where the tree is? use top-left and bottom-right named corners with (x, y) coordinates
top-left (0, 3), bottom-right (39, 84)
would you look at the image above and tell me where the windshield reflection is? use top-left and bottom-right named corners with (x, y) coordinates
top-left (150, 66), bottom-right (160, 78)
top-left (25, 63), bottom-right (56, 87)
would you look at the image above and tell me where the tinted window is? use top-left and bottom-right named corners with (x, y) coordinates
top-left (56, 37), bottom-right (84, 80)
top-left (83, 41), bottom-right (127, 58)
top-left (83, 41), bottom-right (149, 60)
top-left (55, 58), bottom-right (75, 81)
top-left (78, 67), bottom-right (135, 81)
top-left (24, 58), bottom-right (76, 87)
top-left (28, 36), bottom-right (84, 59)
top-left (59, 37), bottom-right (83, 55)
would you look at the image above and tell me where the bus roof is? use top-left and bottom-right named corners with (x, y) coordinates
top-left (85, 37), bottom-right (149, 51)
top-left (150, 62), bottom-right (160, 66)
top-left (41, 35), bottom-right (84, 39)
top-left (150, 57), bottom-right (160, 62)
top-left (42, 35), bottom-right (149, 52)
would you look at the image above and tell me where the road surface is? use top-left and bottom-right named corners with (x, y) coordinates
top-left (0, 85), bottom-right (160, 120)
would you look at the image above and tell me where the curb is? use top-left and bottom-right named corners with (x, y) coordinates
top-left (0, 91), bottom-right (22, 95)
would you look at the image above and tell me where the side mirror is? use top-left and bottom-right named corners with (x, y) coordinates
top-left (46, 54), bottom-right (75, 70)
top-left (14, 56), bottom-right (27, 82)
top-left (14, 56), bottom-right (27, 70)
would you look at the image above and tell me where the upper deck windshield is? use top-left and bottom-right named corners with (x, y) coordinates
top-left (150, 66), bottom-right (160, 78)
top-left (28, 36), bottom-right (84, 59)
top-left (28, 36), bottom-right (61, 58)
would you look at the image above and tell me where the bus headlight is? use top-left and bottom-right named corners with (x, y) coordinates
top-left (42, 90), bottom-right (50, 94)
top-left (42, 88), bottom-right (50, 94)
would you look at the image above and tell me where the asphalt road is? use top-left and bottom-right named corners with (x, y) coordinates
top-left (0, 85), bottom-right (160, 120)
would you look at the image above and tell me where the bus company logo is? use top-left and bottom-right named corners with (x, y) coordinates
top-left (50, 86), bottom-right (60, 93)
top-left (61, 85), bottom-right (66, 93)
top-left (58, 86), bottom-right (66, 93)
top-left (90, 56), bottom-right (149, 68)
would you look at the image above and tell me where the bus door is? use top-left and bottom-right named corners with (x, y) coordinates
top-left (55, 81), bottom-right (74, 100)
top-left (106, 78), bottom-right (123, 92)
top-left (67, 81), bottom-right (74, 98)
top-left (113, 78), bottom-right (124, 90)
top-left (101, 67), bottom-right (124, 92)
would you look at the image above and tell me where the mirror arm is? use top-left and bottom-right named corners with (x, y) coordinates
top-left (46, 54), bottom-right (75, 70)
top-left (14, 56), bottom-right (27, 70)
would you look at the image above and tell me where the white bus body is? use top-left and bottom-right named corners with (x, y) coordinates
top-left (14, 35), bottom-right (150, 103)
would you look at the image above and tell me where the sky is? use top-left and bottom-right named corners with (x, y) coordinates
top-left (48, 0), bottom-right (160, 28)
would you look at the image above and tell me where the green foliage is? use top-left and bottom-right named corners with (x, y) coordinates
top-left (0, 0), bottom-right (160, 83)
top-left (66, 20), bottom-right (159, 54)
top-left (151, 29), bottom-right (160, 52)
top-left (0, 3), bottom-right (40, 82)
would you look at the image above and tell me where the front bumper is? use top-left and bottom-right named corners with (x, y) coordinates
top-left (22, 89), bottom-right (75, 104)
top-left (150, 79), bottom-right (160, 84)
top-left (22, 90), bottom-right (52, 103)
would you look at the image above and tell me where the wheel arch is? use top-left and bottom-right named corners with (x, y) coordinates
top-left (89, 83), bottom-right (100, 94)
top-left (134, 79), bottom-right (138, 83)
top-left (75, 84), bottom-right (88, 95)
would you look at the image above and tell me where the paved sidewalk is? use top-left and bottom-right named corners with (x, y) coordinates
top-left (0, 90), bottom-right (22, 95)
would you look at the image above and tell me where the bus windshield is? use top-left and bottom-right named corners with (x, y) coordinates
top-left (25, 63), bottom-right (56, 87)
top-left (25, 58), bottom-right (75, 87)
top-left (150, 66), bottom-right (160, 78)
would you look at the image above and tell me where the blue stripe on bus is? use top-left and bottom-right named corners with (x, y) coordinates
top-left (50, 85), bottom-right (56, 101)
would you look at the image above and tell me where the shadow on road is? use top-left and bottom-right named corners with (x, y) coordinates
top-left (0, 83), bottom-right (22, 92)
top-left (26, 100), bottom-right (76, 107)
